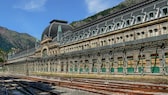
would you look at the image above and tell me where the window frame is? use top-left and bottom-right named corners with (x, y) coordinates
top-left (161, 6), bottom-right (168, 16)
top-left (147, 11), bottom-right (155, 20)
top-left (125, 19), bottom-right (132, 27)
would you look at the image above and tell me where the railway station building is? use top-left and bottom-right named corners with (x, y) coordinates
top-left (6, 0), bottom-right (168, 76)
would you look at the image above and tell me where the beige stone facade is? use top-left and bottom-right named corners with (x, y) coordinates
top-left (6, 0), bottom-right (168, 76)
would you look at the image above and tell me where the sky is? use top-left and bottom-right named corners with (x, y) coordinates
top-left (0, 0), bottom-right (124, 40)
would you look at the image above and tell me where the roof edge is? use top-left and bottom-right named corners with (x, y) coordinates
top-left (50, 19), bottom-right (68, 24)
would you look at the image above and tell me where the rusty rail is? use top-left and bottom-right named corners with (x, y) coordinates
top-left (12, 75), bottom-right (168, 95)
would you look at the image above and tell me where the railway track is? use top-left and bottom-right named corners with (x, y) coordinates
top-left (0, 76), bottom-right (59, 95)
top-left (13, 75), bottom-right (168, 95)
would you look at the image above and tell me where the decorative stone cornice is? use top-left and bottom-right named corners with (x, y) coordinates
top-left (40, 37), bottom-right (52, 45)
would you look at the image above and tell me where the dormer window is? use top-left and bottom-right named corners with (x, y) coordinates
top-left (116, 22), bottom-right (120, 29)
top-left (163, 8), bottom-right (168, 16)
top-left (92, 30), bottom-right (95, 34)
top-left (148, 12), bottom-right (155, 20)
top-left (108, 25), bottom-right (112, 30)
top-left (137, 16), bottom-right (142, 22)
top-left (85, 34), bottom-right (87, 37)
top-left (127, 20), bottom-right (130, 25)
top-left (149, 13), bottom-right (154, 18)
top-left (101, 28), bottom-right (104, 32)
top-left (117, 23), bottom-right (120, 27)
top-left (126, 19), bottom-right (131, 26)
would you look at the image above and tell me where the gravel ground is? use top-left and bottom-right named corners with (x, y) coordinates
top-left (54, 86), bottom-right (100, 95)
top-left (52, 86), bottom-right (125, 95)
top-left (52, 86), bottom-right (101, 95)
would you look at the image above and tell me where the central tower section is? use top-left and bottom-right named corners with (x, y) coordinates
top-left (39, 19), bottom-right (73, 57)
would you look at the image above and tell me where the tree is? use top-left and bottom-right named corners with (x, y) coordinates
top-left (0, 48), bottom-right (7, 63)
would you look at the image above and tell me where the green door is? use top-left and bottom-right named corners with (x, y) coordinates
top-left (111, 68), bottom-right (114, 72)
top-left (92, 68), bottom-right (97, 72)
top-left (101, 68), bottom-right (106, 72)
top-left (127, 67), bottom-right (134, 73)
top-left (85, 68), bottom-right (89, 72)
top-left (118, 67), bottom-right (123, 73)
top-left (80, 68), bottom-right (83, 72)
top-left (138, 67), bottom-right (143, 73)
top-left (75, 68), bottom-right (78, 72)
top-left (70, 68), bottom-right (73, 72)
top-left (165, 66), bottom-right (168, 73)
top-left (151, 67), bottom-right (160, 73)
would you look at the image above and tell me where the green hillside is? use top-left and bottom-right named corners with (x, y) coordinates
top-left (70, 0), bottom-right (146, 27)
top-left (0, 26), bottom-right (36, 52)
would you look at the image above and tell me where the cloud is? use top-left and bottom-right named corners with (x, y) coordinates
top-left (14, 0), bottom-right (47, 12)
top-left (85, 0), bottom-right (123, 14)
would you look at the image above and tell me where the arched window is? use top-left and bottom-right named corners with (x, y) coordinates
top-left (137, 32), bottom-right (140, 35)
top-left (148, 29), bottom-right (152, 33)
top-left (126, 35), bottom-right (129, 38)
top-left (148, 30), bottom-right (153, 37)
top-left (154, 29), bottom-right (158, 32)
top-left (61, 63), bottom-right (64, 72)
top-left (42, 49), bottom-right (48, 57)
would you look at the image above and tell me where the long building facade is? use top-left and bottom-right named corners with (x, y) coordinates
top-left (5, 0), bottom-right (168, 75)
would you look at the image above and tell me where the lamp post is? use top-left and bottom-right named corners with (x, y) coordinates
top-left (26, 46), bottom-right (29, 76)
top-left (26, 58), bottom-right (29, 76)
